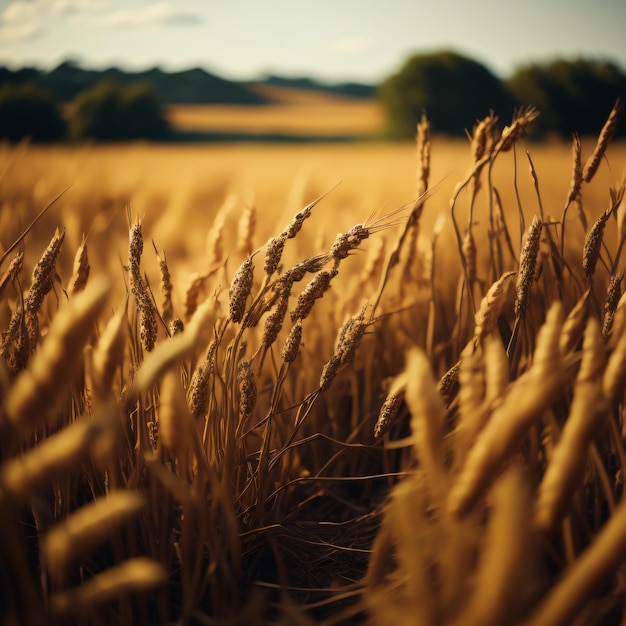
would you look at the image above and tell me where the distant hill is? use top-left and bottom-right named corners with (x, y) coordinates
top-left (0, 62), bottom-right (377, 105)
top-left (0, 61), bottom-right (269, 105)
top-left (251, 75), bottom-right (376, 99)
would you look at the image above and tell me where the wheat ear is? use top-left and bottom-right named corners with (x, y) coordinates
top-left (582, 99), bottom-right (621, 183)
top-left (534, 318), bottom-right (606, 533)
top-left (448, 302), bottom-right (565, 517)
top-left (42, 491), bottom-right (146, 577)
top-left (50, 558), bottom-right (167, 616)
top-left (5, 278), bottom-right (110, 429)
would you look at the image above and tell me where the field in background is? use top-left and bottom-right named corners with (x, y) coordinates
top-left (166, 85), bottom-right (384, 138)
top-left (3, 128), bottom-right (626, 624)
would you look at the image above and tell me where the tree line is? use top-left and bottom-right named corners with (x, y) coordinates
top-left (0, 51), bottom-right (624, 143)
top-left (379, 51), bottom-right (625, 139)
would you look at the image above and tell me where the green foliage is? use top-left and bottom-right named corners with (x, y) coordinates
top-left (70, 80), bottom-right (171, 142)
top-left (378, 50), bottom-right (513, 139)
top-left (506, 58), bottom-right (626, 137)
top-left (0, 83), bottom-right (66, 143)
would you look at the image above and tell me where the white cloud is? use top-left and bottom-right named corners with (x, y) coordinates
top-left (73, 2), bottom-right (203, 29)
top-left (0, 2), bottom-right (42, 42)
top-left (329, 36), bottom-right (375, 56)
top-left (0, 21), bottom-right (42, 42)
top-left (49, 0), bottom-right (111, 16)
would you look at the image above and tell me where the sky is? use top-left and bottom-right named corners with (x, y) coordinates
top-left (0, 0), bottom-right (624, 84)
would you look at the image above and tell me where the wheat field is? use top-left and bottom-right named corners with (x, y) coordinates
top-left (1, 106), bottom-right (626, 626)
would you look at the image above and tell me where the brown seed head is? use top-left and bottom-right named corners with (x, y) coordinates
top-left (291, 269), bottom-right (337, 322)
top-left (515, 216), bottom-right (542, 320)
top-left (282, 320), bottom-right (303, 363)
top-left (583, 212), bottom-right (609, 279)
top-left (264, 234), bottom-right (287, 276)
top-left (229, 257), bottom-right (254, 323)
top-left (583, 99), bottom-right (621, 183)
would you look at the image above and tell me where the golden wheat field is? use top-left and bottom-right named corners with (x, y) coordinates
top-left (2, 106), bottom-right (626, 626)
top-left (166, 86), bottom-right (384, 137)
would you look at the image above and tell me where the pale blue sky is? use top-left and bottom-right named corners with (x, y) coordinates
top-left (0, 0), bottom-right (624, 83)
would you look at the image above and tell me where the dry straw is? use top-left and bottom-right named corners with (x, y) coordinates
top-left (42, 491), bottom-right (146, 576)
top-left (582, 99), bottom-right (621, 183)
top-left (404, 348), bottom-right (448, 499)
top-left (373, 389), bottom-right (405, 440)
top-left (515, 216), bottom-right (542, 320)
top-left (5, 278), bottom-right (110, 429)
top-left (448, 302), bottom-right (565, 518)
top-left (228, 256), bottom-right (254, 323)
top-left (153, 242), bottom-right (173, 325)
top-left (281, 320), bottom-right (302, 364)
top-left (91, 306), bottom-right (127, 400)
top-left (50, 557), bottom-right (167, 616)
top-left (0, 408), bottom-right (111, 504)
top-left (473, 271), bottom-right (516, 345)
top-left (451, 467), bottom-right (534, 626)
top-left (67, 235), bottom-right (90, 296)
top-left (534, 319), bottom-right (606, 533)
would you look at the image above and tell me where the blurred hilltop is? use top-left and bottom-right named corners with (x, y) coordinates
top-left (0, 60), bottom-right (375, 106)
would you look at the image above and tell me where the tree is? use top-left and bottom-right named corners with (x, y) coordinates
top-left (378, 50), bottom-right (513, 139)
top-left (0, 83), bottom-right (66, 142)
top-left (70, 80), bottom-right (170, 141)
top-left (506, 58), bottom-right (626, 137)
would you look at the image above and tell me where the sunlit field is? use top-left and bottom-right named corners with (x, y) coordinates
top-left (2, 107), bottom-right (626, 625)
top-left (167, 86), bottom-right (384, 137)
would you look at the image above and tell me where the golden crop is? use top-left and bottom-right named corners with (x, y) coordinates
top-left (1, 105), bottom-right (626, 625)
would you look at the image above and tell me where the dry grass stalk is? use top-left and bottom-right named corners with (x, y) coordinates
top-left (582, 211), bottom-right (610, 279)
top-left (132, 294), bottom-right (214, 395)
top-left (183, 271), bottom-right (208, 320)
top-left (0, 411), bottom-right (110, 504)
top-left (228, 256), bottom-right (254, 323)
top-left (448, 302), bottom-right (565, 518)
top-left (496, 106), bottom-right (540, 153)
top-left (264, 234), bottom-right (287, 276)
top-left (462, 228), bottom-right (477, 285)
top-left (50, 557), bottom-right (167, 616)
top-left (237, 359), bottom-right (257, 424)
top-left (583, 99), bottom-right (621, 183)
top-left (524, 496), bottom-right (626, 626)
top-left (565, 133), bottom-right (582, 207)
top-left (515, 216), bottom-right (542, 320)
top-left (602, 272), bottom-right (622, 338)
top-left (451, 467), bottom-right (534, 626)
top-left (291, 268), bottom-right (337, 322)
top-left (535, 319), bottom-right (606, 533)
top-left (458, 341), bottom-right (485, 425)
top-left (153, 242), bottom-right (173, 325)
top-left (559, 289), bottom-right (590, 354)
top-left (159, 367), bottom-right (194, 457)
top-left (260, 286), bottom-right (289, 350)
top-left (404, 348), bottom-right (448, 499)
top-left (5, 278), bottom-right (110, 429)
top-left (373, 388), bottom-right (405, 440)
top-left (42, 491), bottom-right (146, 576)
top-left (473, 271), bottom-right (516, 344)
top-left (21, 227), bottom-right (66, 346)
top-left (0, 249), bottom-right (24, 298)
top-left (91, 307), bottom-right (127, 400)
top-left (415, 111), bottom-right (431, 197)
top-left (128, 223), bottom-right (157, 352)
top-left (236, 205), bottom-right (256, 257)
top-left (281, 320), bottom-right (302, 364)
top-left (68, 235), bottom-right (90, 296)
top-left (188, 342), bottom-right (215, 419)
top-left (483, 334), bottom-right (510, 405)
top-left (366, 479), bottom-right (436, 625)
top-left (603, 318), bottom-right (626, 404)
